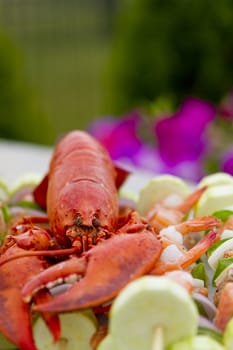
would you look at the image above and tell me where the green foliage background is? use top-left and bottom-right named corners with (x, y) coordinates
top-left (0, 31), bottom-right (55, 144)
top-left (0, 0), bottom-right (116, 145)
top-left (0, 0), bottom-right (232, 145)
top-left (105, 0), bottom-right (233, 114)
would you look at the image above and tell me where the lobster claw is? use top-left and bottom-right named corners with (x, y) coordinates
top-left (0, 288), bottom-right (36, 350)
top-left (22, 232), bottom-right (162, 314)
top-left (0, 245), bottom-right (59, 350)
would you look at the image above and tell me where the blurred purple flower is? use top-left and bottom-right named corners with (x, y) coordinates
top-left (154, 97), bottom-right (216, 167)
top-left (87, 97), bottom-right (233, 182)
top-left (88, 111), bottom-right (142, 159)
top-left (88, 111), bottom-right (160, 172)
top-left (221, 148), bottom-right (233, 175)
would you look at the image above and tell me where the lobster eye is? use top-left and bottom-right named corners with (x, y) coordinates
top-left (92, 217), bottom-right (100, 228)
top-left (74, 215), bottom-right (82, 226)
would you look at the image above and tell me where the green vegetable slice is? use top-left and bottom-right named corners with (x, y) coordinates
top-left (0, 203), bottom-right (11, 222)
top-left (97, 334), bottom-right (116, 350)
top-left (223, 316), bottom-right (233, 350)
top-left (118, 189), bottom-right (138, 202)
top-left (137, 175), bottom-right (190, 215)
top-left (33, 310), bottom-right (97, 350)
top-left (207, 238), bottom-right (233, 270)
top-left (197, 173), bottom-right (233, 189)
top-left (0, 179), bottom-right (9, 200)
top-left (10, 173), bottom-right (42, 198)
top-left (13, 200), bottom-right (42, 210)
top-left (198, 326), bottom-right (223, 344)
top-left (212, 258), bottom-right (233, 287)
top-left (207, 238), bottom-right (231, 258)
top-left (194, 185), bottom-right (233, 217)
top-left (167, 335), bottom-right (224, 350)
top-left (109, 276), bottom-right (198, 350)
top-left (191, 262), bottom-right (208, 287)
top-left (213, 210), bottom-right (233, 222)
top-left (0, 332), bottom-right (17, 350)
top-left (221, 229), bottom-right (233, 240)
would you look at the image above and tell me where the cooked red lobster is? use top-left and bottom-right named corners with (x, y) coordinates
top-left (0, 130), bottom-right (220, 350)
top-left (35, 130), bottom-right (120, 251)
top-left (0, 130), bottom-right (163, 350)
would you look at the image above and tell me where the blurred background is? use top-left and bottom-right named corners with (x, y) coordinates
top-left (0, 0), bottom-right (232, 179)
top-left (0, 0), bottom-right (119, 144)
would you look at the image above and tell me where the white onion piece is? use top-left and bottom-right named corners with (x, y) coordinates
top-left (208, 237), bottom-right (233, 269)
top-left (192, 278), bottom-right (205, 289)
top-left (162, 194), bottom-right (183, 207)
top-left (198, 315), bottom-right (222, 333)
top-left (193, 292), bottom-right (217, 320)
top-left (159, 244), bottom-right (185, 263)
top-left (160, 226), bottom-right (183, 245)
top-left (214, 263), bottom-right (233, 287)
top-left (221, 229), bottom-right (233, 240)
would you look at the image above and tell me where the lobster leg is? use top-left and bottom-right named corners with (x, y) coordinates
top-left (0, 245), bottom-right (49, 350)
top-left (22, 231), bottom-right (162, 314)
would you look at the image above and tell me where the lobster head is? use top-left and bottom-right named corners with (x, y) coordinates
top-left (49, 179), bottom-right (119, 251)
top-left (33, 130), bottom-right (130, 252)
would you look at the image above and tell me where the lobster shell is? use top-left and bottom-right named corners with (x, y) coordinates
top-left (46, 131), bottom-right (119, 246)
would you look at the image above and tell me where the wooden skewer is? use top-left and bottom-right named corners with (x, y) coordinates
top-left (152, 326), bottom-right (164, 350)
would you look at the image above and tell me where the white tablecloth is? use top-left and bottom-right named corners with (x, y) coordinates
top-left (0, 139), bottom-right (52, 186)
top-left (0, 139), bottom-right (154, 193)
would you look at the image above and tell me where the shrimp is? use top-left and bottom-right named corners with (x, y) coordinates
top-left (146, 186), bottom-right (207, 231)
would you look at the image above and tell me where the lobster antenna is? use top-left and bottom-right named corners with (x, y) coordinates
top-left (0, 246), bottom-right (79, 267)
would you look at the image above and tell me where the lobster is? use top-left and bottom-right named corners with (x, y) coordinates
top-left (33, 129), bottom-right (125, 251)
top-left (0, 130), bottom-right (163, 350)
top-left (0, 245), bottom-right (61, 350)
